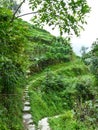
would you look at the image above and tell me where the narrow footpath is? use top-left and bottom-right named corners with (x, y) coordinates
top-left (22, 86), bottom-right (51, 130)
top-left (23, 86), bottom-right (35, 130)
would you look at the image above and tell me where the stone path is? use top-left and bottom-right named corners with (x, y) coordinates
top-left (38, 117), bottom-right (51, 130)
top-left (23, 86), bottom-right (36, 130)
top-left (22, 86), bottom-right (52, 130)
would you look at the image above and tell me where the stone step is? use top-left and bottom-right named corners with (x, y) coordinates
top-left (23, 118), bottom-right (33, 125)
top-left (24, 91), bottom-right (28, 94)
top-left (23, 113), bottom-right (32, 119)
top-left (25, 96), bottom-right (30, 100)
top-left (24, 101), bottom-right (30, 106)
top-left (24, 93), bottom-right (29, 97)
top-left (38, 118), bottom-right (50, 130)
top-left (24, 92), bottom-right (28, 95)
top-left (23, 86), bottom-right (36, 130)
top-left (25, 86), bottom-right (28, 89)
top-left (23, 96), bottom-right (30, 101)
top-left (23, 106), bottom-right (31, 112)
top-left (24, 89), bottom-right (28, 92)
top-left (25, 87), bottom-right (29, 89)
top-left (27, 124), bottom-right (35, 130)
top-left (27, 119), bottom-right (33, 125)
top-left (23, 93), bottom-right (28, 96)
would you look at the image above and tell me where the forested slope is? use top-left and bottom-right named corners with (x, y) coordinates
top-left (0, 7), bottom-right (98, 130)
top-left (0, 7), bottom-right (72, 130)
top-left (26, 19), bottom-right (98, 130)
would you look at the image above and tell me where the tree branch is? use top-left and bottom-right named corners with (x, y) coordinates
top-left (17, 11), bottom-right (38, 18)
top-left (10, 0), bottom-right (25, 23)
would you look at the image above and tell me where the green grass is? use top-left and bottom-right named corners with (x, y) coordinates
top-left (26, 22), bottom-right (54, 43)
top-left (29, 59), bottom-right (89, 85)
top-left (29, 90), bottom-right (49, 125)
top-left (49, 111), bottom-right (92, 130)
top-left (29, 90), bottom-right (65, 125)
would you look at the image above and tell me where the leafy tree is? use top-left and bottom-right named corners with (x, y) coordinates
top-left (0, 8), bottom-right (29, 94)
top-left (80, 46), bottom-right (88, 62)
top-left (80, 46), bottom-right (88, 56)
top-left (29, 0), bottom-right (90, 36)
top-left (90, 39), bottom-right (98, 85)
top-left (29, 36), bottom-right (72, 73)
top-left (91, 39), bottom-right (98, 56)
top-left (0, 0), bottom-right (21, 14)
top-left (1, 0), bottom-right (90, 36)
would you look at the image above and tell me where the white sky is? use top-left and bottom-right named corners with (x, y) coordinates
top-left (71, 0), bottom-right (98, 55)
top-left (20, 0), bottom-right (98, 55)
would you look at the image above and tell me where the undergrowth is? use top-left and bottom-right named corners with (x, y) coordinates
top-left (28, 59), bottom-right (98, 129)
top-left (0, 88), bottom-right (24, 130)
top-left (49, 111), bottom-right (93, 130)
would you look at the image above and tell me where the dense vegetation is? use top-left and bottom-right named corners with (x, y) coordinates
top-left (0, 1), bottom-right (97, 129)
top-left (0, 7), bottom-right (74, 129)
top-left (29, 58), bottom-right (98, 129)
top-left (0, 8), bottom-right (28, 130)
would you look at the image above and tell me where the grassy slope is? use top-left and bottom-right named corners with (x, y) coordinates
top-left (28, 58), bottom-right (94, 128)
top-left (23, 21), bottom-right (96, 130)
top-left (26, 22), bottom-right (54, 44)
top-left (23, 22), bottom-right (97, 129)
